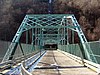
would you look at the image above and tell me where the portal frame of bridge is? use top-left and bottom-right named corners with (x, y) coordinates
top-left (2, 14), bottom-right (97, 65)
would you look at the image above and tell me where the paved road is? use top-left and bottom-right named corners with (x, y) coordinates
top-left (32, 50), bottom-right (97, 75)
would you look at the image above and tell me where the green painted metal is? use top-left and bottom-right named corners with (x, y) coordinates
top-left (58, 44), bottom-right (83, 60)
top-left (58, 41), bottom-right (100, 64)
top-left (2, 15), bottom-right (29, 62)
top-left (2, 14), bottom-right (98, 65)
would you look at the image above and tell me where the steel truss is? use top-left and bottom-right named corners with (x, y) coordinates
top-left (2, 14), bottom-right (97, 64)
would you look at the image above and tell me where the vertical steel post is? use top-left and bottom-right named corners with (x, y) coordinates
top-left (26, 32), bottom-right (28, 53)
top-left (39, 28), bottom-right (40, 47)
top-left (40, 28), bottom-right (42, 56)
top-left (66, 20), bottom-right (69, 45)
top-left (64, 18), bottom-right (66, 51)
top-left (57, 28), bottom-right (59, 45)
top-left (35, 27), bottom-right (37, 46)
top-left (26, 31), bottom-right (28, 44)
top-left (31, 28), bottom-right (34, 51)
top-left (42, 29), bottom-right (43, 50)
top-left (72, 30), bottom-right (74, 44)
top-left (37, 28), bottom-right (39, 46)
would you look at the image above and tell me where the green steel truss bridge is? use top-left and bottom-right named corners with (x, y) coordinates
top-left (0, 14), bottom-right (100, 75)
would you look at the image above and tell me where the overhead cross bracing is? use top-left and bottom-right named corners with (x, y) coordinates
top-left (1, 14), bottom-right (99, 75)
top-left (2, 14), bottom-right (97, 63)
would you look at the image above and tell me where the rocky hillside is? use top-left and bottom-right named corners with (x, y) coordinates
top-left (0, 0), bottom-right (100, 41)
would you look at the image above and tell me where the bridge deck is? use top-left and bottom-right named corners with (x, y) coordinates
top-left (31, 50), bottom-right (97, 75)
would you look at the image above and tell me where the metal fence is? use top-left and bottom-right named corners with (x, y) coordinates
top-left (0, 40), bottom-right (100, 64)
top-left (0, 40), bottom-right (41, 63)
top-left (86, 41), bottom-right (100, 64)
top-left (0, 41), bottom-right (10, 62)
top-left (58, 41), bottom-right (100, 64)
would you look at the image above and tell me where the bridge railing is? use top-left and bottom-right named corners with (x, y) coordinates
top-left (84, 41), bottom-right (100, 64)
top-left (0, 41), bottom-right (10, 62)
top-left (0, 40), bottom-right (42, 63)
top-left (58, 41), bottom-right (100, 64)
top-left (58, 44), bottom-right (83, 60)
top-left (58, 41), bottom-right (100, 73)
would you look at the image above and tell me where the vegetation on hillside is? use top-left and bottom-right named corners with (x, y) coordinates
top-left (0, 0), bottom-right (100, 41)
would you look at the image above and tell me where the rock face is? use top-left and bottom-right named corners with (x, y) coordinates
top-left (0, 0), bottom-right (100, 41)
